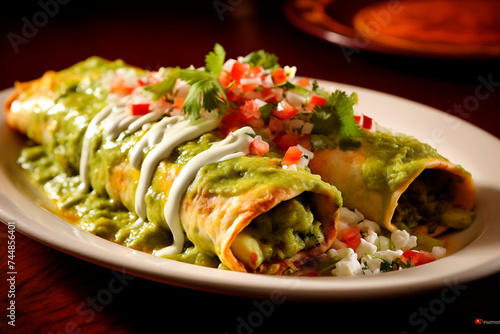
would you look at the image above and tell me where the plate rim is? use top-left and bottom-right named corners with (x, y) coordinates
top-left (1, 82), bottom-right (500, 301)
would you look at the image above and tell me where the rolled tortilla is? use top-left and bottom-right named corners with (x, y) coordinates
top-left (309, 129), bottom-right (475, 235)
top-left (4, 57), bottom-right (342, 274)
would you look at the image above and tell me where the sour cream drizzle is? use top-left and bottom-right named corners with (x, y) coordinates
top-left (78, 98), bottom-right (164, 192)
top-left (155, 126), bottom-right (255, 256)
top-left (79, 88), bottom-right (255, 256)
top-left (132, 116), bottom-right (220, 226)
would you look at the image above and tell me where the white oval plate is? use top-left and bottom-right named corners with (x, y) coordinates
top-left (1, 81), bottom-right (499, 301)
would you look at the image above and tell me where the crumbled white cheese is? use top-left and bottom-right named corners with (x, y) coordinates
top-left (391, 230), bottom-right (417, 251)
top-left (431, 246), bottom-right (447, 259)
top-left (364, 230), bottom-right (378, 245)
top-left (339, 207), bottom-right (363, 227)
top-left (374, 250), bottom-right (403, 261)
top-left (356, 238), bottom-right (378, 260)
top-left (361, 255), bottom-right (384, 272)
top-left (357, 219), bottom-right (381, 234)
top-left (331, 250), bottom-right (363, 277)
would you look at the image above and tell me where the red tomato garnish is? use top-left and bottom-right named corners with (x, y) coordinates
top-left (275, 131), bottom-right (299, 151)
top-left (218, 70), bottom-right (233, 89)
top-left (342, 226), bottom-right (362, 250)
top-left (220, 113), bottom-right (244, 137)
top-left (309, 95), bottom-right (327, 107)
top-left (130, 103), bottom-right (150, 116)
top-left (296, 77), bottom-right (310, 88)
top-left (238, 100), bottom-right (261, 121)
top-left (362, 115), bottom-right (373, 129)
top-left (416, 251), bottom-right (435, 265)
top-left (249, 137), bottom-right (270, 156)
top-left (273, 101), bottom-right (298, 120)
top-left (272, 68), bottom-right (287, 84)
top-left (281, 146), bottom-right (303, 166)
top-left (173, 98), bottom-right (184, 110)
top-left (231, 61), bottom-right (250, 82)
top-left (354, 115), bottom-right (362, 124)
top-left (401, 250), bottom-right (421, 265)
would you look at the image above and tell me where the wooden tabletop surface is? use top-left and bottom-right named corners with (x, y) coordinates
top-left (1, 1), bottom-right (499, 333)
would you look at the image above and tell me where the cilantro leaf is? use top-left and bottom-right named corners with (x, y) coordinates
top-left (143, 67), bottom-right (180, 101)
top-left (178, 69), bottom-right (227, 120)
top-left (310, 90), bottom-right (361, 150)
top-left (176, 44), bottom-right (229, 120)
top-left (205, 43), bottom-right (226, 76)
top-left (242, 49), bottom-right (280, 70)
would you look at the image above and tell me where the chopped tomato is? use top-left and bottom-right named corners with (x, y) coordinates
top-left (400, 250), bottom-right (421, 266)
top-left (273, 101), bottom-right (298, 120)
top-left (249, 136), bottom-right (270, 156)
top-left (220, 113), bottom-right (244, 137)
top-left (173, 98), bottom-right (184, 110)
top-left (275, 131), bottom-right (299, 151)
top-left (309, 95), bottom-right (327, 107)
top-left (362, 115), bottom-right (373, 129)
top-left (238, 100), bottom-right (261, 121)
top-left (247, 66), bottom-right (264, 78)
top-left (268, 116), bottom-right (284, 134)
top-left (231, 61), bottom-right (250, 82)
top-left (416, 251), bottom-right (435, 265)
top-left (354, 115), bottom-right (362, 124)
top-left (218, 70), bottom-right (233, 89)
top-left (281, 146), bottom-right (303, 166)
top-left (296, 77), bottom-right (310, 88)
top-left (342, 226), bottom-right (362, 250)
top-left (261, 88), bottom-right (280, 103)
top-left (272, 68), bottom-right (287, 85)
top-left (130, 103), bottom-right (150, 116)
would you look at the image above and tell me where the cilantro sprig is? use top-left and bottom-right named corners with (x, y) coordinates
top-left (178, 43), bottom-right (228, 119)
top-left (310, 90), bottom-right (361, 150)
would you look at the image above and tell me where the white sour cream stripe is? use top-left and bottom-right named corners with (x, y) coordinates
top-left (155, 126), bottom-right (255, 256)
top-left (79, 97), bottom-right (164, 192)
top-left (132, 117), bottom-right (221, 225)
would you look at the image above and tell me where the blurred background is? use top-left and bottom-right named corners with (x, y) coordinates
top-left (1, 1), bottom-right (500, 333)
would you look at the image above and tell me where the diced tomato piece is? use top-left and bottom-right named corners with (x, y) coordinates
top-left (281, 146), bottom-right (303, 166)
top-left (401, 250), bottom-right (421, 265)
top-left (362, 115), bottom-right (373, 129)
top-left (275, 131), bottom-right (299, 151)
top-left (342, 226), bottom-right (362, 250)
top-left (247, 65), bottom-right (264, 78)
top-left (231, 61), bottom-right (250, 82)
top-left (296, 77), bottom-right (310, 88)
top-left (273, 101), bottom-right (298, 120)
top-left (249, 136), bottom-right (270, 156)
top-left (238, 100), bottom-right (261, 121)
top-left (218, 70), bottom-right (233, 89)
top-left (220, 113), bottom-right (244, 137)
top-left (268, 116), bottom-right (284, 133)
top-left (173, 98), bottom-right (184, 110)
top-left (354, 115), bottom-right (361, 124)
top-left (309, 95), bottom-right (327, 107)
top-left (416, 251), bottom-right (435, 265)
top-left (137, 78), bottom-right (147, 86)
top-left (272, 68), bottom-right (287, 84)
top-left (130, 103), bottom-right (150, 116)
top-left (261, 88), bottom-right (280, 103)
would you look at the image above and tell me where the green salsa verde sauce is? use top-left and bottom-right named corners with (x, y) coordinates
top-left (360, 130), bottom-right (444, 194)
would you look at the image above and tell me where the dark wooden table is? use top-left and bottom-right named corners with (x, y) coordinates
top-left (1, 1), bottom-right (500, 333)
